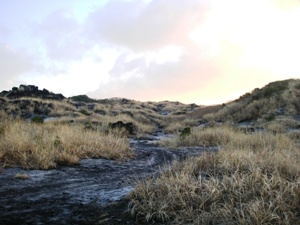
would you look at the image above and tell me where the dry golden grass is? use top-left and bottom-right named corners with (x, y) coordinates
top-left (161, 125), bottom-right (236, 147)
top-left (48, 99), bottom-right (77, 116)
top-left (13, 173), bottom-right (30, 180)
top-left (190, 104), bottom-right (223, 120)
top-left (198, 79), bottom-right (300, 123)
top-left (129, 127), bottom-right (300, 224)
top-left (0, 94), bottom-right (199, 137)
top-left (99, 113), bottom-right (156, 135)
top-left (0, 120), bottom-right (132, 169)
top-left (47, 111), bottom-right (156, 136)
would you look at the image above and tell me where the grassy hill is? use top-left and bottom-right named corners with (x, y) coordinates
top-left (0, 85), bottom-right (200, 135)
top-left (191, 79), bottom-right (300, 124)
top-left (1, 81), bottom-right (299, 224)
top-left (2, 79), bottom-right (300, 134)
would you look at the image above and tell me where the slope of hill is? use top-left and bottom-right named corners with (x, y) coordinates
top-left (1, 81), bottom-right (299, 225)
top-left (191, 79), bottom-right (300, 124)
top-left (2, 79), bottom-right (300, 134)
top-left (0, 84), bottom-right (199, 135)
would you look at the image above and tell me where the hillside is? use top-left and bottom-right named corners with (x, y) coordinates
top-left (190, 79), bottom-right (300, 124)
top-left (2, 80), bottom-right (300, 134)
top-left (1, 81), bottom-right (299, 225)
top-left (0, 84), bottom-right (199, 135)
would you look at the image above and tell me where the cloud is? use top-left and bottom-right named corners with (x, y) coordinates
top-left (85, 0), bottom-right (217, 102)
top-left (32, 10), bottom-right (93, 62)
top-left (0, 24), bottom-right (10, 39)
top-left (90, 44), bottom-right (219, 102)
top-left (1, 0), bottom-right (300, 105)
top-left (0, 44), bottom-right (34, 90)
top-left (87, 0), bottom-right (206, 51)
top-left (0, 0), bottom-right (219, 103)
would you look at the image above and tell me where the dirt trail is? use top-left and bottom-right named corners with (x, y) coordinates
top-left (0, 136), bottom-right (217, 225)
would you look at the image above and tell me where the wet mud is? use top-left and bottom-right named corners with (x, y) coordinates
top-left (0, 136), bottom-right (217, 225)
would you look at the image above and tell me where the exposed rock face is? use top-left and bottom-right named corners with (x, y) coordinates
top-left (0, 85), bottom-right (65, 100)
top-left (70, 101), bottom-right (96, 110)
top-left (109, 121), bottom-right (137, 135)
top-left (0, 139), bottom-right (216, 225)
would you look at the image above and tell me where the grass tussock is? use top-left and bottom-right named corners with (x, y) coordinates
top-left (13, 173), bottom-right (30, 180)
top-left (161, 125), bottom-right (236, 147)
top-left (0, 120), bottom-right (132, 169)
top-left (129, 127), bottom-right (300, 224)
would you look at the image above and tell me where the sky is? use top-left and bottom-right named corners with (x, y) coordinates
top-left (1, 0), bottom-right (300, 105)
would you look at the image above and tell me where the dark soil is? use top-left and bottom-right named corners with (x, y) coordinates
top-left (0, 136), bottom-right (217, 225)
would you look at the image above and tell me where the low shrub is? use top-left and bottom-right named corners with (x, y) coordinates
top-left (31, 116), bottom-right (44, 124)
top-left (179, 127), bottom-right (191, 138)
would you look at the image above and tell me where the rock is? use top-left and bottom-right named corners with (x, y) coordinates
top-left (0, 91), bottom-right (9, 96)
top-left (239, 127), bottom-right (256, 134)
top-left (190, 103), bottom-right (198, 109)
top-left (0, 140), bottom-right (214, 224)
top-left (12, 87), bottom-right (18, 92)
top-left (110, 111), bottom-right (119, 116)
top-left (87, 103), bottom-right (95, 110)
top-left (121, 98), bottom-right (129, 104)
top-left (95, 109), bottom-right (106, 115)
top-left (160, 111), bottom-right (169, 115)
top-left (0, 98), bottom-right (7, 104)
top-left (180, 127), bottom-right (191, 138)
top-left (20, 111), bottom-right (32, 119)
top-left (0, 85), bottom-right (65, 100)
top-left (109, 121), bottom-right (137, 135)
top-left (71, 101), bottom-right (86, 109)
top-left (276, 107), bottom-right (285, 116)
top-left (121, 111), bottom-right (134, 118)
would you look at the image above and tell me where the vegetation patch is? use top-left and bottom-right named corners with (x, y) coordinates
top-left (161, 126), bottom-right (235, 147)
top-left (13, 173), bottom-right (30, 180)
top-left (69, 95), bottom-right (97, 103)
top-left (179, 127), bottom-right (191, 138)
top-left (0, 120), bottom-right (132, 169)
top-left (196, 79), bottom-right (300, 123)
top-left (252, 80), bottom-right (289, 100)
top-left (31, 115), bottom-right (44, 124)
top-left (129, 127), bottom-right (300, 224)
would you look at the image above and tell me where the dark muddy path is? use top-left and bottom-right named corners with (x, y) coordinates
top-left (0, 136), bottom-right (217, 225)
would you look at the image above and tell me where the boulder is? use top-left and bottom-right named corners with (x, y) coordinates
top-left (109, 121), bottom-right (137, 135)
top-left (87, 103), bottom-right (95, 110)
top-left (180, 127), bottom-right (191, 138)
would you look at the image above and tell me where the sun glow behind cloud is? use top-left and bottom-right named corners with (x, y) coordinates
top-left (187, 0), bottom-right (300, 104)
top-left (190, 0), bottom-right (300, 72)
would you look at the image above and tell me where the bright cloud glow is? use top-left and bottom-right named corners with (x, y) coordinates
top-left (146, 45), bottom-right (183, 64)
top-left (190, 0), bottom-right (300, 73)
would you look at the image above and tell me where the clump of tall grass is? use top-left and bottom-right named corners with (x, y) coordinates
top-left (161, 126), bottom-right (236, 147)
top-left (129, 127), bottom-right (300, 224)
top-left (0, 120), bottom-right (132, 169)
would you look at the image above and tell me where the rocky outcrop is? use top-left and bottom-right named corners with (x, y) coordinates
top-left (70, 101), bottom-right (96, 111)
top-left (109, 121), bottom-right (137, 135)
top-left (0, 85), bottom-right (65, 100)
